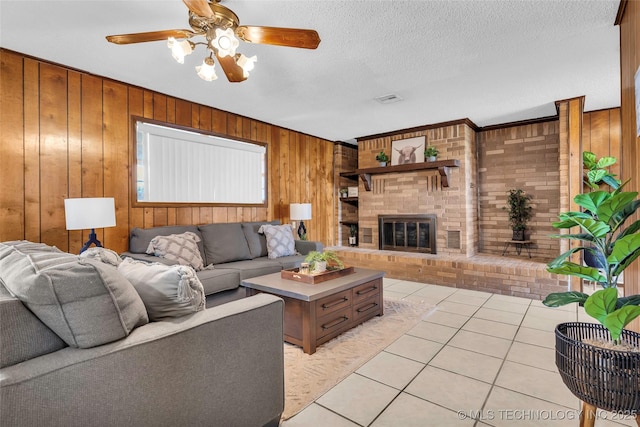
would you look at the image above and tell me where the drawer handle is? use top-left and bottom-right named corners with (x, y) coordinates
top-left (322, 316), bottom-right (349, 330)
top-left (357, 302), bottom-right (378, 313)
top-left (322, 297), bottom-right (348, 310)
top-left (356, 286), bottom-right (377, 296)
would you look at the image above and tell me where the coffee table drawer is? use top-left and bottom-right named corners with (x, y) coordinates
top-left (316, 307), bottom-right (351, 339)
top-left (353, 279), bottom-right (381, 304)
top-left (316, 289), bottom-right (351, 317)
top-left (353, 295), bottom-right (382, 323)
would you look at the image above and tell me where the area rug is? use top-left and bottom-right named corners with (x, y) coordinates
top-left (282, 296), bottom-right (436, 420)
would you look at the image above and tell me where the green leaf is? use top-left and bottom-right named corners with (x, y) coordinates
top-left (547, 262), bottom-right (607, 283)
top-left (552, 212), bottom-right (594, 229)
top-left (617, 294), bottom-right (640, 308)
top-left (587, 169), bottom-right (607, 186)
top-left (603, 305), bottom-right (640, 342)
top-left (542, 291), bottom-right (589, 307)
top-left (574, 191), bottom-right (610, 213)
top-left (619, 219), bottom-right (640, 239)
top-left (601, 175), bottom-right (621, 190)
top-left (597, 192), bottom-right (638, 224)
top-left (546, 247), bottom-right (585, 268)
top-left (608, 233), bottom-right (640, 264)
top-left (596, 156), bottom-right (617, 169)
top-left (611, 201), bottom-right (640, 233)
top-left (548, 233), bottom-right (595, 242)
top-left (584, 288), bottom-right (617, 324)
top-left (571, 218), bottom-right (610, 239)
top-left (583, 151), bottom-right (597, 169)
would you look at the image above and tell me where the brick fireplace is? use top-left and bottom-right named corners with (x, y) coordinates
top-left (378, 214), bottom-right (436, 254)
top-left (356, 122), bottom-right (478, 257)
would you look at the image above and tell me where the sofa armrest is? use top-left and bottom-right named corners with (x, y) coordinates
top-left (295, 240), bottom-right (323, 255)
top-left (120, 251), bottom-right (178, 266)
top-left (1, 294), bottom-right (285, 427)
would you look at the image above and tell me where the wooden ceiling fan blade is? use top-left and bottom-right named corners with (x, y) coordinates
top-left (182, 0), bottom-right (214, 18)
top-left (106, 30), bottom-right (198, 45)
top-left (236, 26), bottom-right (321, 49)
top-left (216, 53), bottom-right (247, 83)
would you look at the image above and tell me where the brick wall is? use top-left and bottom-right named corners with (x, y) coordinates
top-left (476, 121), bottom-right (561, 260)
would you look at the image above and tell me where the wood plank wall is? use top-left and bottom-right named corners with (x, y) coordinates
top-left (617, 0), bottom-right (640, 330)
top-left (0, 49), bottom-right (335, 254)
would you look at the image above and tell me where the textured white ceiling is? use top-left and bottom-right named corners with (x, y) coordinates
top-left (0, 0), bottom-right (621, 142)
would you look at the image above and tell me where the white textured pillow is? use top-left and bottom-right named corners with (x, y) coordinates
top-left (80, 247), bottom-right (122, 267)
top-left (146, 231), bottom-right (205, 271)
top-left (258, 224), bottom-right (297, 259)
top-left (118, 258), bottom-right (205, 321)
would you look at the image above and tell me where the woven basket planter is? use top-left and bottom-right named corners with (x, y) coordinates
top-left (555, 322), bottom-right (640, 413)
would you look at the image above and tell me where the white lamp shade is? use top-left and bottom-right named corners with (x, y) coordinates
top-left (64, 198), bottom-right (116, 230)
top-left (290, 203), bottom-right (312, 221)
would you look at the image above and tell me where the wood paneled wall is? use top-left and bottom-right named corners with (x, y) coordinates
top-left (617, 0), bottom-right (640, 329)
top-left (0, 49), bottom-right (335, 254)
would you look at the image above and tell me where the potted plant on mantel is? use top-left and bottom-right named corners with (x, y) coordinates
top-left (424, 145), bottom-right (439, 162)
top-left (505, 189), bottom-right (532, 241)
top-left (542, 152), bottom-right (640, 419)
top-left (375, 151), bottom-right (389, 167)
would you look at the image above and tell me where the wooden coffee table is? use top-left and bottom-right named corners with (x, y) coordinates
top-left (242, 268), bottom-right (385, 354)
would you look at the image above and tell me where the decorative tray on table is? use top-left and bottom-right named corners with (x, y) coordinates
top-left (281, 266), bottom-right (355, 284)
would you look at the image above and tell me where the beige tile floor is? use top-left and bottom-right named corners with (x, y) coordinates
top-left (282, 278), bottom-right (638, 427)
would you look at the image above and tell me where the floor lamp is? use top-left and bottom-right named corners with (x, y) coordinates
top-left (64, 198), bottom-right (116, 253)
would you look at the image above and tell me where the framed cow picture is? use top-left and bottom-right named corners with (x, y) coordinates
top-left (391, 136), bottom-right (425, 166)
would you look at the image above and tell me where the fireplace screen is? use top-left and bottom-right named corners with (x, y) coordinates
top-left (378, 215), bottom-right (436, 254)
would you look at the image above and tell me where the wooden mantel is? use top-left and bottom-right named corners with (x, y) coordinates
top-left (355, 159), bottom-right (460, 190)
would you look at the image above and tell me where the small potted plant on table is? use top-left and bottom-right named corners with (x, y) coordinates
top-left (375, 151), bottom-right (389, 167)
top-left (304, 250), bottom-right (344, 274)
top-left (543, 152), bottom-right (640, 422)
top-left (505, 189), bottom-right (532, 241)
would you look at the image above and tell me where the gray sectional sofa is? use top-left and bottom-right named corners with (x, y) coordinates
top-left (121, 221), bottom-right (323, 306)
top-left (0, 239), bottom-right (287, 427)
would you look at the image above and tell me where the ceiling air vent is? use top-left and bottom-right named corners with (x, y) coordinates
top-left (374, 94), bottom-right (403, 105)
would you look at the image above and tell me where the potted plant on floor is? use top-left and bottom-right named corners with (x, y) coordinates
top-left (424, 145), bottom-right (439, 162)
top-left (505, 189), bottom-right (532, 241)
top-left (542, 151), bottom-right (640, 419)
top-left (304, 250), bottom-right (344, 273)
top-left (375, 151), bottom-right (389, 167)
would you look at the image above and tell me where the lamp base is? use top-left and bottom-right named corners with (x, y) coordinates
top-left (80, 229), bottom-right (103, 254)
top-left (297, 221), bottom-right (307, 240)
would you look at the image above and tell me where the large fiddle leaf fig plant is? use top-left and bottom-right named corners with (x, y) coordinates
top-left (543, 152), bottom-right (640, 344)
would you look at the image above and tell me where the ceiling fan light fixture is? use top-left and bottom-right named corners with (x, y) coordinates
top-left (167, 37), bottom-right (194, 64)
top-left (196, 56), bottom-right (218, 81)
top-left (212, 27), bottom-right (239, 57)
top-left (236, 54), bottom-right (257, 77)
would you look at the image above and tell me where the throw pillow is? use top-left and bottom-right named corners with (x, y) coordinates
top-left (146, 231), bottom-right (205, 271)
top-left (80, 247), bottom-right (122, 267)
top-left (258, 224), bottom-right (297, 259)
top-left (198, 223), bottom-right (252, 265)
top-left (118, 258), bottom-right (206, 321)
top-left (0, 241), bottom-right (148, 349)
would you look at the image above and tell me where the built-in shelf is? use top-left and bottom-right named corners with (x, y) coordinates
top-left (339, 221), bottom-right (358, 227)
top-left (339, 171), bottom-right (359, 181)
top-left (339, 197), bottom-right (358, 206)
top-left (355, 159), bottom-right (460, 190)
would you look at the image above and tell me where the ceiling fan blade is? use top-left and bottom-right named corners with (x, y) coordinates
top-left (182, 0), bottom-right (214, 19)
top-left (236, 26), bottom-right (321, 49)
top-left (216, 53), bottom-right (247, 83)
top-left (106, 29), bottom-right (198, 45)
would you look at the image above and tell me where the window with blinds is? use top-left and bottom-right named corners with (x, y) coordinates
top-left (134, 119), bottom-right (266, 206)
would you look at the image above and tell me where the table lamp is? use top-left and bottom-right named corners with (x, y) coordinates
top-left (64, 197), bottom-right (116, 253)
top-left (290, 203), bottom-right (312, 239)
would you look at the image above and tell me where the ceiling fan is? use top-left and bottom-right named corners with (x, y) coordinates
top-left (106, 0), bottom-right (321, 83)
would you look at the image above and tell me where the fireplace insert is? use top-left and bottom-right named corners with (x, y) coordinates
top-left (378, 214), bottom-right (436, 254)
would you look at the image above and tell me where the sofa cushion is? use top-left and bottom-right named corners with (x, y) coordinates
top-left (0, 241), bottom-right (148, 349)
top-left (196, 268), bottom-right (242, 295)
top-left (80, 247), bottom-right (122, 267)
top-left (129, 225), bottom-right (205, 258)
top-left (198, 223), bottom-right (252, 265)
top-left (145, 231), bottom-right (205, 271)
top-left (242, 221), bottom-right (280, 259)
top-left (0, 280), bottom-right (67, 368)
top-left (216, 259), bottom-right (283, 280)
top-left (259, 224), bottom-right (297, 259)
top-left (118, 258), bottom-right (205, 321)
